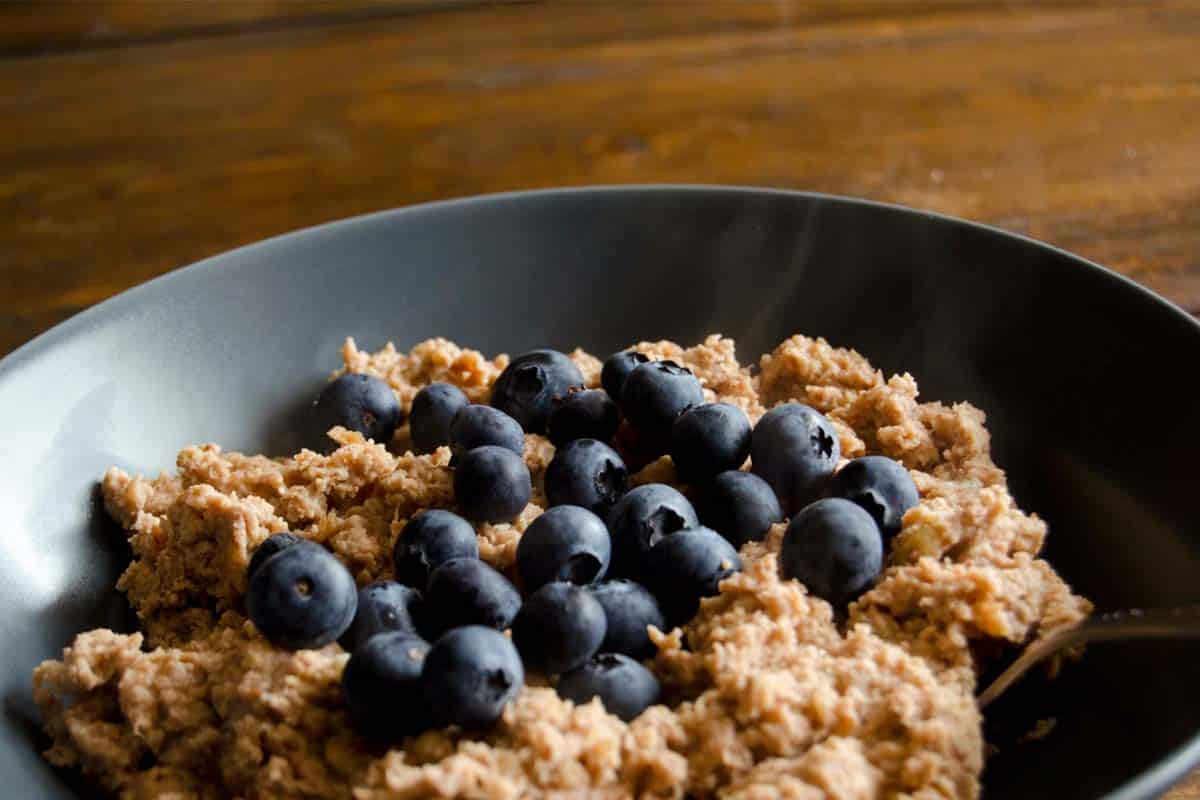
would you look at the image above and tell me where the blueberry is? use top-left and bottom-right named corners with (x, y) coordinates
top-left (422, 626), bottom-right (524, 729)
top-left (827, 456), bottom-right (919, 541)
top-left (620, 360), bottom-right (704, 447)
top-left (454, 445), bottom-right (532, 523)
top-left (600, 350), bottom-right (649, 401)
top-left (247, 532), bottom-right (303, 581)
top-left (606, 484), bottom-right (699, 580)
top-left (490, 349), bottom-right (584, 433)
top-left (424, 557), bottom-right (521, 634)
top-left (547, 389), bottom-right (620, 447)
top-left (557, 653), bottom-right (661, 722)
top-left (611, 419), bottom-right (662, 473)
top-left (751, 403), bottom-right (841, 514)
top-left (410, 383), bottom-right (469, 454)
top-left (589, 580), bottom-right (665, 660)
top-left (646, 526), bottom-right (741, 626)
top-left (695, 471), bottom-right (784, 548)
top-left (449, 405), bottom-right (525, 459)
top-left (342, 631), bottom-right (430, 739)
top-left (780, 497), bottom-right (883, 606)
top-left (669, 402), bottom-right (751, 482)
top-left (393, 509), bottom-right (479, 589)
top-left (544, 438), bottom-right (628, 516)
top-left (512, 582), bottom-right (607, 674)
top-left (246, 542), bottom-right (358, 650)
top-left (339, 581), bottom-right (424, 652)
top-left (516, 505), bottom-right (611, 591)
top-left (312, 373), bottom-right (400, 447)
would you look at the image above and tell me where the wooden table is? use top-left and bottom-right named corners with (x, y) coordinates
top-left (1, 1), bottom-right (1197, 795)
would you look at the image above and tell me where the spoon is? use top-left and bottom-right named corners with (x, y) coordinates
top-left (977, 606), bottom-right (1200, 708)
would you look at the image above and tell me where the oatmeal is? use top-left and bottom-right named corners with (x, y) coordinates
top-left (33, 333), bottom-right (1090, 798)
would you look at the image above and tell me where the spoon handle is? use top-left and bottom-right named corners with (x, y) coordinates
top-left (977, 606), bottom-right (1200, 709)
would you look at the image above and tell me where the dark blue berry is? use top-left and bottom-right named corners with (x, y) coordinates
top-left (393, 509), bottom-right (479, 589)
top-left (646, 526), bottom-right (742, 626)
top-left (780, 497), bottom-right (883, 606)
top-left (312, 373), bottom-right (400, 448)
top-left (516, 505), bottom-right (611, 591)
top-left (422, 626), bottom-right (524, 729)
top-left (449, 405), bottom-right (525, 459)
top-left (342, 631), bottom-right (430, 739)
top-left (339, 581), bottom-right (424, 652)
top-left (247, 532), bottom-right (303, 581)
top-left (490, 349), bottom-right (584, 433)
top-left (454, 445), bottom-right (531, 523)
top-left (547, 389), bottom-right (620, 447)
top-left (589, 580), bottom-right (665, 660)
top-left (557, 653), bottom-right (661, 722)
top-left (512, 582), bottom-right (607, 674)
top-left (669, 402), bottom-right (751, 482)
top-left (620, 360), bottom-right (704, 447)
top-left (424, 557), bottom-right (521, 634)
top-left (751, 403), bottom-right (841, 515)
top-left (246, 542), bottom-right (358, 650)
top-left (611, 418), bottom-right (662, 472)
top-left (606, 483), bottom-right (699, 580)
top-left (600, 350), bottom-right (649, 401)
top-left (544, 438), bottom-right (627, 516)
top-left (827, 456), bottom-right (919, 541)
top-left (410, 383), bottom-right (469, 454)
top-left (695, 471), bottom-right (784, 548)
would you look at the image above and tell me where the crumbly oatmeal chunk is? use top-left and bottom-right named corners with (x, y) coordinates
top-left (38, 333), bottom-right (1090, 799)
top-left (569, 347), bottom-right (604, 389)
top-left (35, 625), bottom-right (368, 799)
top-left (522, 433), bottom-right (556, 506)
top-left (628, 455), bottom-right (679, 489)
top-left (341, 337), bottom-right (507, 410)
top-left (476, 502), bottom-right (543, 573)
top-left (113, 483), bottom-right (287, 646)
top-left (849, 555), bottom-right (1087, 682)
top-left (758, 335), bottom-right (882, 412)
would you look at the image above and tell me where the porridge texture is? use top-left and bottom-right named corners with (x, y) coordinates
top-left (34, 334), bottom-right (1090, 799)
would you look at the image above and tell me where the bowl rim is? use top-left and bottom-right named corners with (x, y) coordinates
top-left (2, 184), bottom-right (1198, 799)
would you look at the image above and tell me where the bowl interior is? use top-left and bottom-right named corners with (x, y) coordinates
top-left (2, 187), bottom-right (1198, 798)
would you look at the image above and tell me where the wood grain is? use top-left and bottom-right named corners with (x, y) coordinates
top-left (1, 4), bottom-right (1199, 794)
top-left (0, 1), bottom-right (499, 55)
top-left (2, 2), bottom-right (1197, 358)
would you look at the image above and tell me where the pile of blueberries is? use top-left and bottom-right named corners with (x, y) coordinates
top-left (247, 347), bottom-right (919, 740)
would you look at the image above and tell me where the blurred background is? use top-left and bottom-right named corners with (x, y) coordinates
top-left (0, 0), bottom-right (1197, 358)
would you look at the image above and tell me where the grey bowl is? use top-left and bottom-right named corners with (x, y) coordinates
top-left (1, 186), bottom-right (1198, 798)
